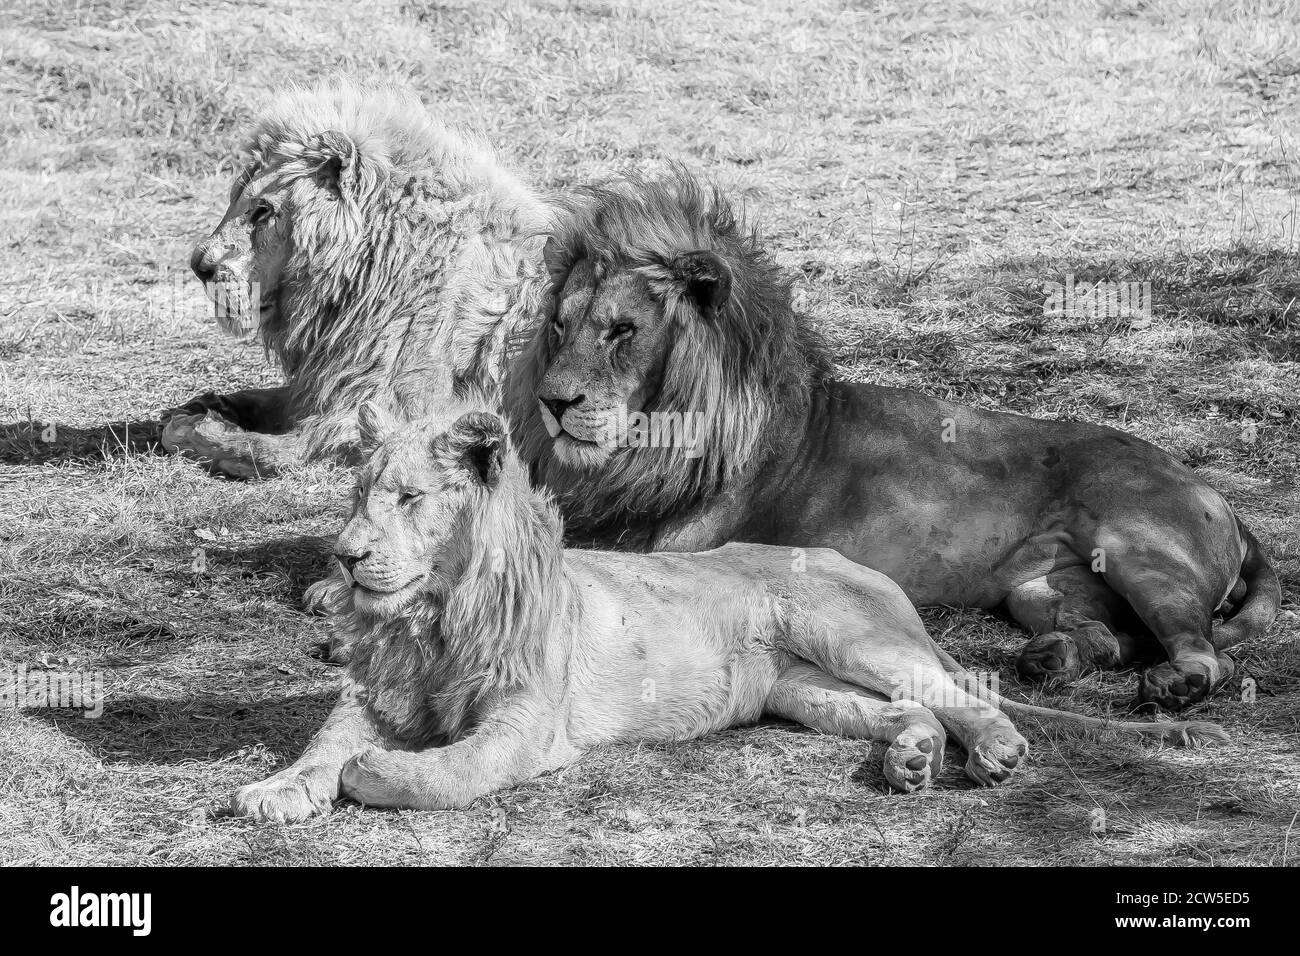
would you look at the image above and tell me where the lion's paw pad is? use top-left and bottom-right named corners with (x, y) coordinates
top-left (883, 725), bottom-right (946, 793)
top-left (1016, 632), bottom-right (1081, 683)
top-left (1138, 662), bottom-right (1212, 712)
top-left (965, 732), bottom-right (1029, 787)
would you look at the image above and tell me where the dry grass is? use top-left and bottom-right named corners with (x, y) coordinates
top-left (1, 0), bottom-right (1298, 866)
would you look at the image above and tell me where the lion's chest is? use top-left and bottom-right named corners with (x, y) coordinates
top-left (347, 625), bottom-right (472, 746)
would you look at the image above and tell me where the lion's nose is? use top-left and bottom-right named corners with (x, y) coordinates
top-left (190, 245), bottom-right (216, 283)
top-left (541, 395), bottom-right (584, 421)
top-left (335, 550), bottom-right (372, 572)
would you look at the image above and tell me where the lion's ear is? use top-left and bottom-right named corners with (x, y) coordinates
top-left (312, 130), bottom-right (359, 198)
top-left (542, 236), bottom-right (570, 287)
top-left (670, 250), bottom-right (733, 320)
top-left (357, 401), bottom-right (400, 453)
top-left (449, 411), bottom-right (506, 489)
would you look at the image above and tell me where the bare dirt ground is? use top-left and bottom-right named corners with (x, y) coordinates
top-left (1, 0), bottom-right (1297, 865)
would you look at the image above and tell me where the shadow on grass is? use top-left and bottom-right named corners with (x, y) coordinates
top-left (33, 687), bottom-right (337, 765)
top-left (214, 535), bottom-right (337, 605)
top-left (821, 244), bottom-right (1300, 408)
top-left (0, 419), bottom-right (165, 465)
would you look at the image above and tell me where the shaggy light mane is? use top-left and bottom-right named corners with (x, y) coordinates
top-left (508, 168), bottom-right (830, 541)
top-left (241, 80), bottom-right (550, 456)
top-left (332, 406), bottom-right (574, 745)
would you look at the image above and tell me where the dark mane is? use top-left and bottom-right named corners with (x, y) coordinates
top-left (507, 167), bottom-right (831, 547)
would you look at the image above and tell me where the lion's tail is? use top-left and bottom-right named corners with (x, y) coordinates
top-left (988, 698), bottom-right (1229, 746)
top-left (1210, 521), bottom-right (1281, 652)
top-left (926, 644), bottom-right (1229, 746)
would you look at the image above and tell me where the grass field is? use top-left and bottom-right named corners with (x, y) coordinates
top-left (1, 0), bottom-right (1298, 865)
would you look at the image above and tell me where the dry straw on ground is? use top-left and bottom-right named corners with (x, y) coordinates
top-left (1, 0), bottom-right (1297, 865)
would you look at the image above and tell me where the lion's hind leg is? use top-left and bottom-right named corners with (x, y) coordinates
top-left (1029, 517), bottom-right (1246, 711)
top-left (790, 615), bottom-right (1031, 787)
top-left (766, 663), bottom-right (946, 793)
top-left (1008, 566), bottom-right (1149, 684)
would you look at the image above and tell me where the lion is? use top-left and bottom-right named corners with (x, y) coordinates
top-left (162, 80), bottom-right (548, 478)
top-left (503, 170), bottom-right (1282, 713)
top-left (230, 401), bottom-right (1223, 822)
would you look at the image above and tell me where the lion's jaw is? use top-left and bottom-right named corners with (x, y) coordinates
top-left (204, 277), bottom-right (282, 339)
top-left (537, 400), bottom-right (618, 469)
top-left (349, 575), bottom-right (434, 619)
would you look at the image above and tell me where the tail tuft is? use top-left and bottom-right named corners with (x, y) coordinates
top-left (1164, 720), bottom-right (1230, 747)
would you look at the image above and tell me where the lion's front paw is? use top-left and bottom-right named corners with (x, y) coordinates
top-left (231, 771), bottom-right (333, 823)
top-left (1137, 660), bottom-right (1214, 712)
top-left (304, 577), bottom-right (344, 615)
top-left (324, 632), bottom-right (355, 665)
top-left (160, 411), bottom-right (261, 479)
top-left (1016, 632), bottom-right (1082, 683)
top-left (160, 412), bottom-right (206, 456)
top-left (964, 729), bottom-right (1029, 787)
top-left (340, 749), bottom-right (411, 808)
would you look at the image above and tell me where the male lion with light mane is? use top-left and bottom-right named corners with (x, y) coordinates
top-left (162, 80), bottom-right (547, 478)
top-left (231, 401), bottom-right (1222, 822)
top-left (505, 170), bottom-right (1281, 713)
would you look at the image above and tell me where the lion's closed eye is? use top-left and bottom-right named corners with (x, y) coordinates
top-left (248, 200), bottom-right (276, 226)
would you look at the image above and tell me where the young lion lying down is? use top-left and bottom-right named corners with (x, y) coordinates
top-left (232, 403), bottom-right (1226, 822)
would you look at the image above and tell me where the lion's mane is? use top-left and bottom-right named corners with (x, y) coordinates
top-left (241, 81), bottom-right (550, 456)
top-left (329, 407), bottom-right (572, 745)
top-left (506, 169), bottom-right (830, 544)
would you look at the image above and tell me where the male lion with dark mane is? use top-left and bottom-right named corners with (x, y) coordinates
top-left (504, 170), bottom-right (1281, 713)
top-left (162, 81), bottom-right (547, 478)
top-left (230, 401), bottom-right (1221, 822)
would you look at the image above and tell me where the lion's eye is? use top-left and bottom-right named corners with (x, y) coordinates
top-left (398, 491), bottom-right (424, 507)
top-left (551, 315), bottom-right (565, 335)
top-left (248, 201), bottom-right (275, 226)
top-left (609, 322), bottom-right (635, 340)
